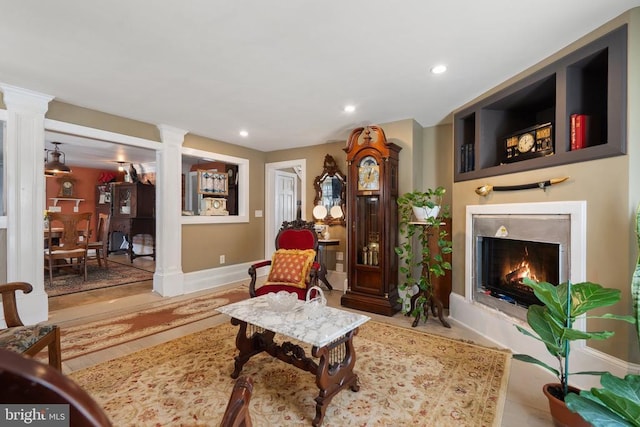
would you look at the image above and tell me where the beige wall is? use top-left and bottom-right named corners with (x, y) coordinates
top-left (450, 9), bottom-right (640, 363)
top-left (181, 134), bottom-right (267, 271)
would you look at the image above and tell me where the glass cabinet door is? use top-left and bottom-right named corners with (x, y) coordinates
top-left (356, 195), bottom-right (380, 266)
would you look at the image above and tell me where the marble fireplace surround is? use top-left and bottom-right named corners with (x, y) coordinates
top-left (448, 201), bottom-right (634, 387)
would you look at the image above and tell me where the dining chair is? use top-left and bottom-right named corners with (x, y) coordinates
top-left (0, 348), bottom-right (112, 426)
top-left (88, 213), bottom-right (111, 268)
top-left (0, 282), bottom-right (61, 370)
top-left (248, 219), bottom-right (319, 300)
top-left (44, 212), bottom-right (92, 286)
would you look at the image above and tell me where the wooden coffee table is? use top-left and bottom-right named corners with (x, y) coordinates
top-left (217, 295), bottom-right (370, 426)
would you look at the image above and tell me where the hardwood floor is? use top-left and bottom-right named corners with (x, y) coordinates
top-left (47, 260), bottom-right (554, 426)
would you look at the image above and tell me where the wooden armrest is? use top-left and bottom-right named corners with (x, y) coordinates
top-left (0, 282), bottom-right (33, 327)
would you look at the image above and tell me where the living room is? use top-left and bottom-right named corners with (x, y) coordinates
top-left (1, 3), bottom-right (640, 425)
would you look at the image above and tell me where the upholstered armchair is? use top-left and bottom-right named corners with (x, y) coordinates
top-left (248, 219), bottom-right (319, 300)
top-left (0, 282), bottom-right (61, 370)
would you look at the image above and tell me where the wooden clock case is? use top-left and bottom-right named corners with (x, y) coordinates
top-left (341, 125), bottom-right (402, 316)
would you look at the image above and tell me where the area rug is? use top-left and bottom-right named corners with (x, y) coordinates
top-left (46, 261), bottom-right (154, 297)
top-left (57, 287), bottom-right (249, 361)
top-left (70, 321), bottom-right (511, 426)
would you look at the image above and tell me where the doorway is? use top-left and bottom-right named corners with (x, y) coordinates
top-left (43, 129), bottom-right (158, 301)
top-left (264, 159), bottom-right (306, 258)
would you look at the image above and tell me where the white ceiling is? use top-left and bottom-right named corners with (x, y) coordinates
top-left (2, 1), bottom-right (640, 167)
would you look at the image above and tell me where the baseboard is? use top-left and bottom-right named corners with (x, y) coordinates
top-left (182, 262), bottom-right (254, 294)
top-left (449, 293), bottom-right (640, 389)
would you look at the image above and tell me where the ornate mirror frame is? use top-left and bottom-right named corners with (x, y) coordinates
top-left (313, 154), bottom-right (346, 226)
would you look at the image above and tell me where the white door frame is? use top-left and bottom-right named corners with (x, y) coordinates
top-left (264, 159), bottom-right (306, 258)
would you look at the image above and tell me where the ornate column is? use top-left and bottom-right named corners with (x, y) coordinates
top-left (0, 83), bottom-right (53, 323)
top-left (154, 124), bottom-right (187, 296)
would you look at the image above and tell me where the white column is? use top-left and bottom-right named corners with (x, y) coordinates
top-left (153, 124), bottom-right (187, 296)
top-left (0, 83), bottom-right (53, 323)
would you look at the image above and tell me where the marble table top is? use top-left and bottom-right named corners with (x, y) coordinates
top-left (217, 295), bottom-right (370, 348)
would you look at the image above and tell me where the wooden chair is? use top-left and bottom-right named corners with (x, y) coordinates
top-left (220, 376), bottom-right (254, 427)
top-left (44, 212), bottom-right (92, 286)
top-left (0, 348), bottom-right (112, 426)
top-left (248, 219), bottom-right (319, 300)
top-left (0, 282), bottom-right (61, 370)
top-left (88, 213), bottom-right (111, 268)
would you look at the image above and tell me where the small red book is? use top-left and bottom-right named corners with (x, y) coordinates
top-left (570, 114), bottom-right (589, 150)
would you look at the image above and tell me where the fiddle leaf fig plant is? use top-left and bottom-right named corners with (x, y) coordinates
top-left (514, 278), bottom-right (635, 400)
top-left (564, 204), bottom-right (640, 426)
top-left (395, 186), bottom-right (452, 323)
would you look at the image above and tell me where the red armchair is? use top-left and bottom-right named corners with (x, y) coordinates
top-left (248, 219), bottom-right (320, 300)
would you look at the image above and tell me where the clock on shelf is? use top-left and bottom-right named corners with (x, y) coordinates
top-left (342, 125), bottom-right (402, 316)
top-left (57, 176), bottom-right (76, 197)
top-left (503, 123), bottom-right (554, 163)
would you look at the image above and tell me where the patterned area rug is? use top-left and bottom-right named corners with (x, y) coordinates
top-left (70, 321), bottom-right (511, 426)
top-left (58, 287), bottom-right (249, 360)
top-left (46, 261), bottom-right (154, 297)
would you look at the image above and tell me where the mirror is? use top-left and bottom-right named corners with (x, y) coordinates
top-left (313, 154), bottom-right (346, 226)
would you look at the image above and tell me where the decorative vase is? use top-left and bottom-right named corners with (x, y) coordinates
top-left (412, 205), bottom-right (439, 221)
top-left (542, 384), bottom-right (590, 427)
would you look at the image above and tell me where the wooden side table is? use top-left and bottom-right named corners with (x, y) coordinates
top-left (317, 239), bottom-right (339, 290)
top-left (407, 222), bottom-right (451, 328)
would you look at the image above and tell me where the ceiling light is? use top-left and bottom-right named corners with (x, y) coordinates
top-left (431, 64), bottom-right (447, 74)
top-left (44, 142), bottom-right (71, 174)
top-left (117, 162), bottom-right (125, 172)
top-left (239, 130), bottom-right (249, 137)
top-left (344, 105), bottom-right (356, 113)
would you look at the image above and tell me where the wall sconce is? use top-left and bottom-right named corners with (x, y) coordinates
top-left (44, 142), bottom-right (71, 174)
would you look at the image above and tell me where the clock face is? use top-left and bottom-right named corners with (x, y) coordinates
top-left (358, 156), bottom-right (379, 190)
top-left (58, 178), bottom-right (74, 197)
top-left (517, 133), bottom-right (535, 153)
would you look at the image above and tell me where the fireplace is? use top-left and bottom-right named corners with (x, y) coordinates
top-left (471, 210), bottom-right (571, 319)
top-left (447, 201), bottom-right (633, 389)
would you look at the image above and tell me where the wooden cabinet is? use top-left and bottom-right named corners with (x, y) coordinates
top-left (454, 24), bottom-right (627, 182)
top-left (341, 126), bottom-right (402, 316)
top-left (110, 182), bottom-right (156, 262)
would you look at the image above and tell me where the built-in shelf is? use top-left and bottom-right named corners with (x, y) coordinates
top-left (49, 197), bottom-right (85, 212)
top-left (454, 24), bottom-right (627, 182)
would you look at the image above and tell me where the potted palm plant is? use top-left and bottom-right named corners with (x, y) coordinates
top-left (564, 205), bottom-right (640, 426)
top-left (395, 187), bottom-right (452, 326)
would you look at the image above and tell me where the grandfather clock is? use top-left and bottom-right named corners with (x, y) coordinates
top-left (341, 125), bottom-right (402, 316)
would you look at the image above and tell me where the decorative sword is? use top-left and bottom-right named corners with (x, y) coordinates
top-left (475, 177), bottom-right (569, 196)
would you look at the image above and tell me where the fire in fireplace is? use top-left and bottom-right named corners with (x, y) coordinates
top-left (479, 237), bottom-right (560, 307)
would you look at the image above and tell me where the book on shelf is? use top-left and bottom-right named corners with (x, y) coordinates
top-left (460, 144), bottom-right (474, 173)
top-left (570, 114), bottom-right (589, 150)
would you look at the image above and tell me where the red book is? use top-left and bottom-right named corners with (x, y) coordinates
top-left (570, 114), bottom-right (589, 150)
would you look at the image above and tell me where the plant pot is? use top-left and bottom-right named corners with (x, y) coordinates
top-left (542, 383), bottom-right (590, 427)
top-left (412, 205), bottom-right (439, 221)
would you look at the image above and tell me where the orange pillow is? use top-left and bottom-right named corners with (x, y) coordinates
top-left (266, 249), bottom-right (316, 289)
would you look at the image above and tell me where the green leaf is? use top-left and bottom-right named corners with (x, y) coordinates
top-left (565, 392), bottom-right (635, 427)
top-left (512, 354), bottom-right (559, 377)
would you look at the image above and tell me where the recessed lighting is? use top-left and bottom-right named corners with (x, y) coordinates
top-left (239, 130), bottom-right (249, 137)
top-left (430, 64), bottom-right (447, 74)
top-left (344, 105), bottom-right (356, 113)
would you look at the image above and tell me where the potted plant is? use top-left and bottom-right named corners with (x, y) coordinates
top-left (514, 277), bottom-right (635, 426)
top-left (395, 187), bottom-right (452, 326)
top-left (564, 205), bottom-right (640, 426)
